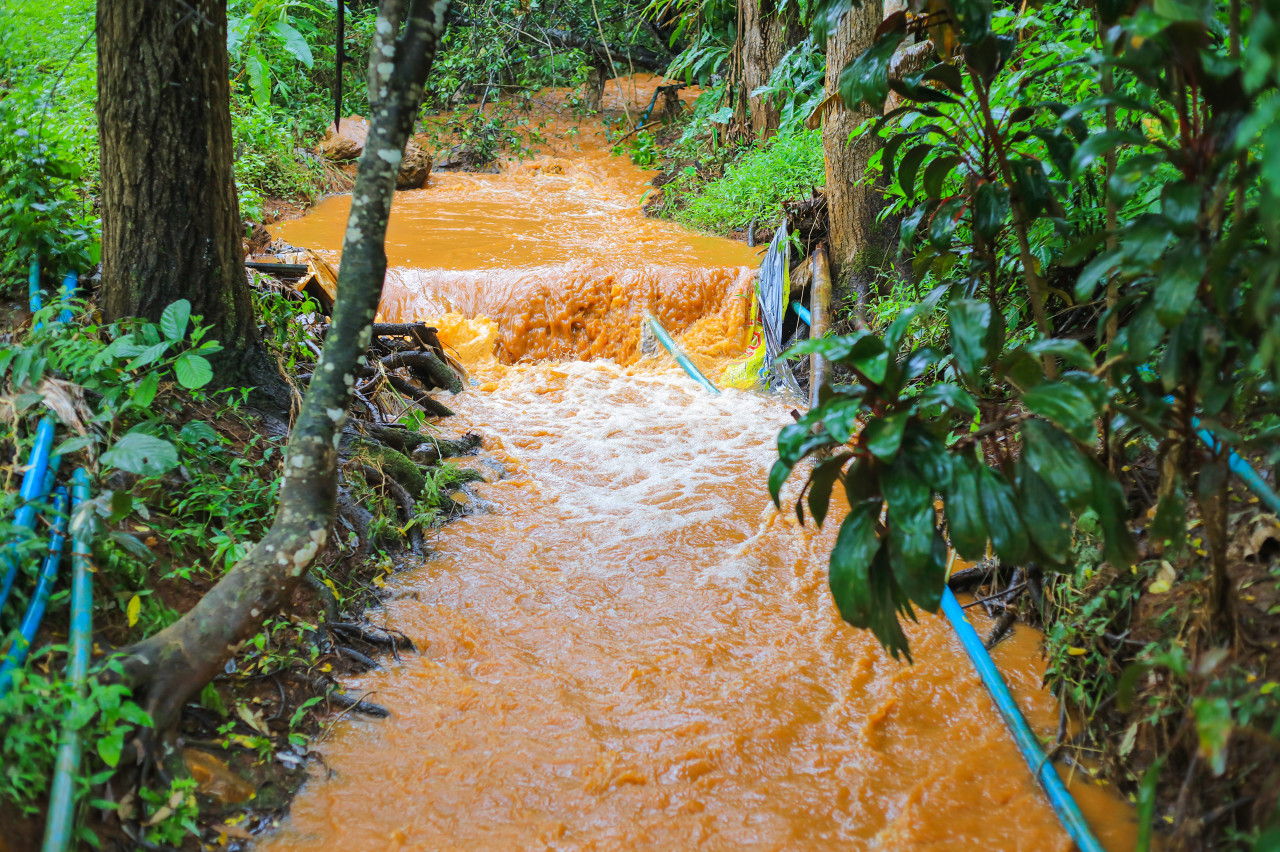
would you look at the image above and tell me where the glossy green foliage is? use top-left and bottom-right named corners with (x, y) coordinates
top-left (770, 294), bottom-right (1134, 658)
top-left (778, 0), bottom-right (1280, 663)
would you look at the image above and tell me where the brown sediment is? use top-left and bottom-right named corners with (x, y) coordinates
top-left (261, 81), bottom-right (1138, 852)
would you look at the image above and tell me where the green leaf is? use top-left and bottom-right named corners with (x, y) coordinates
top-left (928, 197), bottom-right (966, 248)
top-left (174, 352), bottom-right (214, 389)
top-left (1015, 461), bottom-right (1071, 566)
top-left (1021, 419), bottom-right (1094, 511)
top-left (127, 341), bottom-right (172, 371)
top-left (1021, 381), bottom-right (1098, 442)
top-left (273, 19), bottom-right (314, 68)
top-left (883, 457), bottom-right (932, 566)
top-left (915, 383), bottom-right (978, 416)
top-left (979, 466), bottom-right (1029, 563)
top-left (944, 458), bottom-right (988, 560)
top-left (1153, 242), bottom-right (1203, 327)
top-left (101, 433), bottom-right (179, 476)
top-left (806, 453), bottom-right (852, 528)
top-left (1018, 338), bottom-right (1095, 371)
top-left (897, 145), bottom-right (931, 197)
top-left (97, 728), bottom-right (125, 768)
top-left (160, 299), bottom-right (192, 342)
top-left (974, 181), bottom-right (1010, 238)
top-left (1092, 464), bottom-right (1138, 567)
top-left (828, 499), bottom-right (883, 626)
top-left (948, 299), bottom-right (993, 382)
top-left (862, 413), bottom-right (908, 461)
top-left (180, 420), bottom-right (220, 444)
top-left (132, 372), bottom-right (159, 409)
top-left (837, 31), bottom-right (906, 109)
top-left (923, 154), bottom-right (962, 199)
top-left (1071, 129), bottom-right (1148, 177)
top-left (247, 50), bottom-right (270, 108)
top-left (53, 435), bottom-right (96, 456)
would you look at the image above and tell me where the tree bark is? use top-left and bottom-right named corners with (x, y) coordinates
top-left (739, 0), bottom-right (804, 140)
top-left (96, 0), bottom-right (284, 398)
top-left (117, 0), bottom-right (451, 734)
top-left (822, 0), bottom-right (888, 306)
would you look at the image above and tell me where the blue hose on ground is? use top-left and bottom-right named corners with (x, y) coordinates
top-left (0, 417), bottom-right (61, 616)
top-left (0, 488), bottom-right (70, 697)
top-left (940, 587), bottom-right (1106, 852)
top-left (42, 469), bottom-right (91, 852)
top-left (644, 312), bottom-right (721, 395)
top-left (1189, 416), bottom-right (1280, 516)
top-left (28, 260), bottom-right (42, 313)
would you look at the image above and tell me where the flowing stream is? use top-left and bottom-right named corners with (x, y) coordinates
top-left (263, 78), bottom-right (1137, 851)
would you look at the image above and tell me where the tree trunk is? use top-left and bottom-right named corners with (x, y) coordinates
top-left (822, 0), bottom-right (888, 309)
top-left (117, 0), bottom-right (450, 735)
top-left (96, 0), bottom-right (283, 398)
top-left (739, 0), bottom-right (803, 140)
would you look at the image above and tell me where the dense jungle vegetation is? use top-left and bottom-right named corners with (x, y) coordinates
top-left (1, 0), bottom-right (1279, 848)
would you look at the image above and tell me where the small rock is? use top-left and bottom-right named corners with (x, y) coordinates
top-left (316, 116), bottom-right (367, 161)
top-left (396, 143), bottom-right (432, 190)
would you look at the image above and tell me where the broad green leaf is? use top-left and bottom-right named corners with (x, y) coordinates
top-left (923, 154), bottom-right (962, 199)
top-left (1153, 242), bottom-right (1203, 327)
top-left (1018, 338), bottom-right (1095, 371)
top-left (979, 466), bottom-right (1030, 563)
top-left (1092, 464), bottom-right (1138, 567)
top-left (273, 19), bottom-right (314, 68)
top-left (862, 413), bottom-right (908, 461)
top-left (180, 420), bottom-right (220, 444)
top-left (127, 341), bottom-right (172, 371)
top-left (837, 31), bottom-right (906, 109)
top-left (948, 299), bottom-right (992, 382)
top-left (945, 458), bottom-right (988, 560)
top-left (100, 433), bottom-right (179, 476)
top-left (883, 456), bottom-right (933, 578)
top-left (901, 426), bottom-right (954, 492)
top-left (1015, 461), bottom-right (1071, 566)
top-left (821, 397), bottom-right (865, 443)
top-left (974, 181), bottom-right (1010, 238)
top-left (247, 50), bottom-right (270, 108)
top-left (53, 435), bottom-right (96, 456)
top-left (828, 499), bottom-right (883, 626)
top-left (1021, 380), bottom-right (1098, 442)
top-left (898, 145), bottom-right (931, 197)
top-left (159, 299), bottom-right (192, 341)
top-left (174, 352), bottom-right (214, 389)
top-left (806, 452), bottom-right (852, 528)
top-left (132, 372), bottom-right (159, 409)
top-left (915, 382), bottom-right (978, 416)
top-left (866, 547), bottom-right (914, 662)
top-left (97, 728), bottom-right (125, 768)
top-left (928, 197), bottom-right (966, 248)
top-left (1021, 419), bottom-right (1094, 511)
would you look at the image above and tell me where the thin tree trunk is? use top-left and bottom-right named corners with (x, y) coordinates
top-left (118, 0), bottom-right (451, 734)
top-left (822, 0), bottom-right (886, 306)
top-left (739, 0), bottom-right (803, 140)
top-left (96, 0), bottom-right (283, 398)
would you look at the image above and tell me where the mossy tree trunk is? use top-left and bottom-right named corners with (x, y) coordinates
top-left (96, 0), bottom-right (285, 399)
top-left (822, 0), bottom-right (888, 310)
top-left (117, 0), bottom-right (452, 734)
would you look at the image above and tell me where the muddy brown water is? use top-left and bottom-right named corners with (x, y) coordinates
top-left (264, 79), bottom-right (1137, 851)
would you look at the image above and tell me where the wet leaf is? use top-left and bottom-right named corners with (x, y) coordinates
top-left (1015, 462), bottom-right (1070, 566)
top-left (944, 457), bottom-right (988, 560)
top-left (974, 181), bottom-right (1010, 238)
top-left (948, 298), bottom-right (992, 383)
top-left (979, 466), bottom-right (1030, 563)
top-left (805, 453), bottom-right (852, 528)
top-left (923, 154), bottom-right (962, 199)
top-left (828, 499), bottom-right (883, 626)
top-left (884, 457), bottom-right (933, 582)
top-left (1021, 380), bottom-right (1098, 442)
top-left (863, 413), bottom-right (908, 461)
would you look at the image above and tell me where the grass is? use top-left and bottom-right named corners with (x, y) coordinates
top-left (657, 129), bottom-right (826, 234)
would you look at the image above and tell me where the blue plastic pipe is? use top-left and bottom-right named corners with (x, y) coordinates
top-left (28, 261), bottom-right (41, 313)
top-left (42, 469), bottom-right (91, 852)
top-left (792, 302), bottom-right (812, 326)
top-left (645, 311), bottom-right (721, 395)
top-left (0, 488), bottom-right (69, 696)
top-left (0, 417), bottom-right (60, 615)
top-left (1191, 416), bottom-right (1280, 516)
top-left (58, 271), bottom-right (77, 324)
top-left (941, 587), bottom-right (1106, 852)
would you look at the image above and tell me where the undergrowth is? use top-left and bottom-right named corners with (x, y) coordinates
top-left (653, 128), bottom-right (825, 234)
